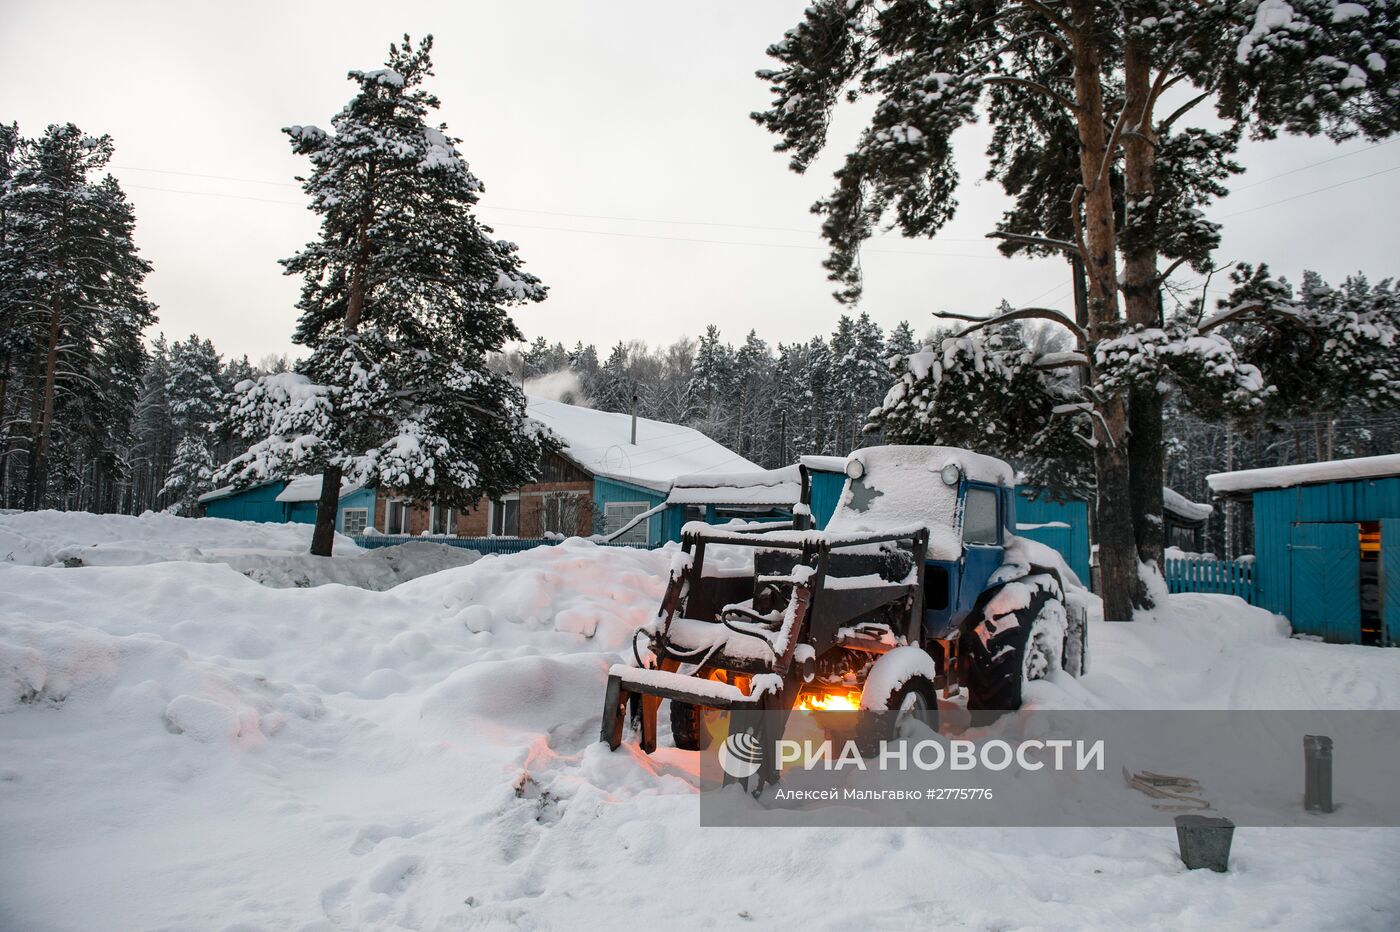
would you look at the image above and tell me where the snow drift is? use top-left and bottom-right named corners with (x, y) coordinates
top-left (0, 513), bottom-right (1397, 930)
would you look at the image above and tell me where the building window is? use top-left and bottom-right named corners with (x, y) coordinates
top-left (604, 501), bottom-right (650, 545)
top-left (489, 495), bottom-right (520, 537)
top-left (385, 499), bottom-right (410, 535)
top-left (341, 507), bottom-right (369, 537)
top-left (961, 487), bottom-right (1000, 545)
top-left (539, 492), bottom-right (586, 537)
top-left (430, 504), bottom-right (455, 536)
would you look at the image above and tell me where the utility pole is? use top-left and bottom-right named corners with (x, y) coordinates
top-left (629, 383), bottom-right (638, 445)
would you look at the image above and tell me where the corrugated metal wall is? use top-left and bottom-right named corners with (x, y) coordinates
top-left (1251, 477), bottom-right (1400, 621)
top-left (1014, 488), bottom-right (1092, 588)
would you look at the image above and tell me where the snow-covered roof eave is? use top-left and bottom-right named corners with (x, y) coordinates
top-left (1207, 454), bottom-right (1400, 496)
top-left (1162, 486), bottom-right (1213, 523)
top-left (197, 479), bottom-right (282, 504)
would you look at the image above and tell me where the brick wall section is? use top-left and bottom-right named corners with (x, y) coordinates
top-left (373, 480), bottom-right (594, 538)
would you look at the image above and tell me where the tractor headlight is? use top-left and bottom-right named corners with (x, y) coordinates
top-left (940, 463), bottom-right (961, 486)
top-left (845, 459), bottom-right (865, 480)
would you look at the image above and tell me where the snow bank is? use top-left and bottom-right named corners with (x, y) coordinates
top-left (0, 510), bottom-right (483, 591)
top-left (1, 515), bottom-right (1398, 929)
top-left (0, 509), bottom-right (359, 568)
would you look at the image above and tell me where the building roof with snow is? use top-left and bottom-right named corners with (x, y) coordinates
top-left (1207, 454), bottom-right (1400, 496)
top-left (198, 475), bottom-right (364, 505)
top-left (1162, 486), bottom-right (1213, 523)
top-left (665, 465), bottom-right (802, 507)
top-left (526, 398), bottom-right (760, 493)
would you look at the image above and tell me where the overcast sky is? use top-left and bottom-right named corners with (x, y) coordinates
top-left (2, 0), bottom-right (1397, 364)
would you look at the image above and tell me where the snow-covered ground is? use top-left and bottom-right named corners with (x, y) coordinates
top-left (1, 513), bottom-right (1397, 930)
top-left (0, 510), bottom-right (479, 590)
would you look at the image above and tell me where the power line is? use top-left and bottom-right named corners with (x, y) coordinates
top-left (123, 181), bottom-right (1005, 257)
top-left (491, 219), bottom-right (1003, 259)
top-left (113, 162), bottom-right (992, 241)
top-left (124, 183), bottom-right (303, 207)
top-left (1216, 164), bottom-right (1400, 219)
top-left (1229, 139), bottom-right (1396, 193)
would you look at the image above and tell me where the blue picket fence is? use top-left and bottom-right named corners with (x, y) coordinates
top-left (1164, 557), bottom-right (1256, 602)
top-left (351, 535), bottom-right (656, 555)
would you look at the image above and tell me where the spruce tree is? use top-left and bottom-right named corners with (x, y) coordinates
top-left (217, 36), bottom-right (551, 555)
top-left (161, 335), bottom-right (224, 513)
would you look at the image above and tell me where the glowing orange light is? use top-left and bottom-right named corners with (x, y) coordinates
top-left (797, 690), bottom-right (861, 711)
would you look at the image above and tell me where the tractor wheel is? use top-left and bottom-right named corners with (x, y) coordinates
top-left (964, 588), bottom-right (1065, 712)
top-left (855, 672), bottom-right (938, 757)
top-left (670, 700), bottom-right (711, 751)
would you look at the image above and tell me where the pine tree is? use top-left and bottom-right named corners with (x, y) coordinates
top-left (753, 0), bottom-right (1397, 619)
top-left (689, 325), bottom-right (735, 431)
top-left (884, 321), bottom-right (917, 364)
top-left (0, 123), bottom-right (155, 510)
top-left (217, 35), bottom-right (550, 555)
top-left (160, 335), bottom-right (224, 513)
top-left (593, 342), bottom-right (634, 413)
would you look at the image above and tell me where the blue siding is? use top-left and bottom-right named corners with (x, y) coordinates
top-left (808, 471), bottom-right (847, 529)
top-left (592, 477), bottom-right (669, 547)
top-left (201, 482), bottom-right (288, 523)
top-left (1289, 522), bottom-right (1361, 642)
top-left (337, 487), bottom-right (376, 533)
top-left (1015, 487), bottom-right (1092, 587)
top-left (1251, 477), bottom-right (1400, 621)
top-left (201, 480), bottom-right (376, 532)
top-left (1382, 519), bottom-right (1400, 647)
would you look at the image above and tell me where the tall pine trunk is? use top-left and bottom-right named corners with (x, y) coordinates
top-left (310, 193), bottom-right (374, 557)
top-left (26, 295), bottom-right (62, 510)
top-left (1121, 38), bottom-right (1165, 604)
top-left (1070, 0), bottom-right (1139, 621)
top-left (310, 463), bottom-right (343, 557)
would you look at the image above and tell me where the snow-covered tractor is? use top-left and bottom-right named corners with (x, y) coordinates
top-left (600, 445), bottom-right (1089, 761)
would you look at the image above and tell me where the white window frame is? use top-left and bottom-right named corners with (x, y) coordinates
top-left (488, 493), bottom-right (521, 538)
top-left (429, 504), bottom-right (456, 537)
top-left (604, 501), bottom-right (651, 545)
top-left (341, 507), bottom-right (369, 537)
top-left (384, 499), bottom-right (411, 536)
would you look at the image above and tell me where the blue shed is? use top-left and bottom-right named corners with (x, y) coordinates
top-left (1209, 454), bottom-right (1400, 646)
top-left (199, 476), bottom-right (375, 536)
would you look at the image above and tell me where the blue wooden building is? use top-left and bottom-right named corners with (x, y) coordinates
top-left (199, 477), bottom-right (376, 535)
top-left (1209, 454), bottom-right (1400, 646)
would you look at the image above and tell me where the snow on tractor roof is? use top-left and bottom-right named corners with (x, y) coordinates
top-left (824, 445), bottom-right (1014, 560)
top-left (1207, 453), bottom-right (1400, 495)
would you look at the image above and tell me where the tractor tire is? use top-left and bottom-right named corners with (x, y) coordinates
top-left (670, 700), bottom-right (711, 751)
top-left (964, 587), bottom-right (1065, 712)
top-left (855, 673), bottom-right (938, 757)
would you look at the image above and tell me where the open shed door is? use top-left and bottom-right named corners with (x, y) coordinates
top-left (1289, 523), bottom-right (1360, 643)
top-left (1380, 519), bottom-right (1400, 647)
